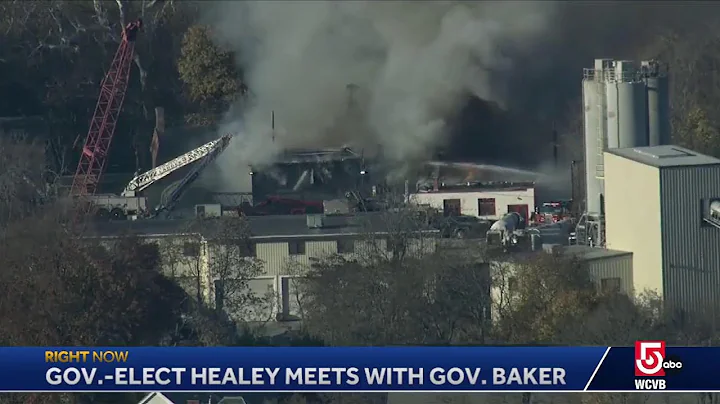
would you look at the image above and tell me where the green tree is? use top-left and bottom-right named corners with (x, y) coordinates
top-left (177, 24), bottom-right (242, 125)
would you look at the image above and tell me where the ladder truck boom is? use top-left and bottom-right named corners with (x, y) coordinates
top-left (70, 19), bottom-right (142, 198)
top-left (122, 136), bottom-right (230, 196)
top-left (86, 134), bottom-right (231, 220)
top-left (154, 134), bottom-right (232, 216)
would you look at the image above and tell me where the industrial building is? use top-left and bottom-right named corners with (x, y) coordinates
top-left (248, 147), bottom-right (367, 203)
top-left (605, 145), bottom-right (720, 314)
top-left (411, 182), bottom-right (535, 220)
top-left (90, 212), bottom-right (439, 322)
top-left (578, 58), bottom-right (669, 246)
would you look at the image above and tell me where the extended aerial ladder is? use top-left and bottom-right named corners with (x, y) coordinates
top-left (70, 19), bottom-right (142, 198)
top-left (91, 134), bottom-right (233, 220)
top-left (154, 134), bottom-right (233, 217)
top-left (121, 135), bottom-right (231, 197)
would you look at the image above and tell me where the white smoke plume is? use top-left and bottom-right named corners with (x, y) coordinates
top-left (205, 1), bottom-right (559, 183)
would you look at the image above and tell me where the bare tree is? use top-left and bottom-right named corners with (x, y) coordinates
top-left (0, 134), bottom-right (51, 224)
top-left (185, 216), bottom-right (275, 327)
top-left (292, 206), bottom-right (490, 346)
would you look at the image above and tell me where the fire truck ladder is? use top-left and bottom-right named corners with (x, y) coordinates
top-left (70, 19), bottom-right (142, 197)
top-left (154, 134), bottom-right (233, 217)
top-left (121, 135), bottom-right (231, 197)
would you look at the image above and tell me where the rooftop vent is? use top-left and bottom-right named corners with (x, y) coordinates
top-left (307, 214), bottom-right (325, 229)
top-left (634, 147), bottom-right (695, 160)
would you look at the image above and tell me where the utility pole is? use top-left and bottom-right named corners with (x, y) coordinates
top-left (552, 121), bottom-right (559, 169)
top-left (271, 111), bottom-right (275, 143)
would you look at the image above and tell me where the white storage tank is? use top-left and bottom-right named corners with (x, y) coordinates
top-left (583, 77), bottom-right (605, 215)
top-left (642, 60), bottom-right (670, 146)
top-left (605, 61), bottom-right (649, 149)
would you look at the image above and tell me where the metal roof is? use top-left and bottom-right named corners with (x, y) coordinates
top-left (562, 245), bottom-right (632, 261)
top-left (87, 212), bottom-right (438, 240)
top-left (606, 145), bottom-right (720, 168)
top-left (493, 244), bottom-right (631, 263)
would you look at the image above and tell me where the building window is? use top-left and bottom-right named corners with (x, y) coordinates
top-left (288, 241), bottom-right (306, 255)
top-left (478, 198), bottom-right (496, 216)
top-left (219, 239), bottom-right (256, 257)
top-left (337, 239), bottom-right (355, 254)
top-left (182, 242), bottom-right (200, 257)
top-left (240, 242), bottom-right (256, 257)
top-left (443, 199), bottom-right (461, 216)
top-left (600, 277), bottom-right (622, 293)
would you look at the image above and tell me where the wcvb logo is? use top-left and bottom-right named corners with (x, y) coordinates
top-left (635, 341), bottom-right (683, 377)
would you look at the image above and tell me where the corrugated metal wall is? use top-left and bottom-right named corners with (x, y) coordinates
top-left (660, 165), bottom-right (720, 314)
top-left (586, 255), bottom-right (633, 294)
top-left (257, 240), bottom-right (337, 277)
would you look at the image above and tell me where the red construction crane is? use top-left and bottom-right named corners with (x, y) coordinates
top-left (70, 19), bottom-right (143, 197)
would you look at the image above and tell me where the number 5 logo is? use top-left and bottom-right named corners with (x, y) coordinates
top-left (635, 341), bottom-right (666, 377)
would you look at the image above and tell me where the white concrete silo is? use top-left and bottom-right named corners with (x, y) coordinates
top-left (583, 76), bottom-right (602, 214)
top-left (642, 60), bottom-right (670, 146)
top-left (605, 60), bottom-right (649, 149)
top-left (577, 58), bottom-right (669, 248)
top-left (582, 59), bottom-right (612, 215)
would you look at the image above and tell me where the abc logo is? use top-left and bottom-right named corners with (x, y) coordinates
top-left (663, 360), bottom-right (682, 369)
top-left (663, 355), bottom-right (683, 375)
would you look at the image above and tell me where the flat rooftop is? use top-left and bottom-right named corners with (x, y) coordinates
top-left (87, 212), bottom-right (438, 241)
top-left (562, 245), bottom-right (632, 261)
top-left (417, 181), bottom-right (535, 194)
top-left (493, 243), bottom-right (631, 263)
top-left (607, 145), bottom-right (720, 168)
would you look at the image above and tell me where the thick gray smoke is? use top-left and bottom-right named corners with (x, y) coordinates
top-left (204, 1), bottom-right (559, 183)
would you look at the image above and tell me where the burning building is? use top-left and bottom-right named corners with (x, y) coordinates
top-left (249, 147), bottom-right (369, 202)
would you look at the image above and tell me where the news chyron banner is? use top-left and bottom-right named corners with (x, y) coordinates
top-left (0, 343), bottom-right (709, 393)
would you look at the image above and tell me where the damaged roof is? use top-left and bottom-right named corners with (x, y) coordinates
top-left (272, 147), bottom-right (362, 164)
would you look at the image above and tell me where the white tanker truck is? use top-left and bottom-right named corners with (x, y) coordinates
top-left (486, 212), bottom-right (527, 248)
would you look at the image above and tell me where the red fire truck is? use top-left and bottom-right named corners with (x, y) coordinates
top-left (533, 200), bottom-right (572, 225)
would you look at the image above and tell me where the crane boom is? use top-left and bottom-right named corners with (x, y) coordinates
top-left (122, 136), bottom-right (229, 196)
top-left (70, 19), bottom-right (142, 197)
top-left (154, 134), bottom-right (233, 216)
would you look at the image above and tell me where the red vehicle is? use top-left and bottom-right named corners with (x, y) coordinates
top-left (533, 200), bottom-right (572, 224)
top-left (239, 196), bottom-right (323, 216)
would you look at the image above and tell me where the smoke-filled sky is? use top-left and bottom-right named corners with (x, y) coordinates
top-left (199, 0), bottom-right (720, 192)
top-left (204, 1), bottom-right (559, 173)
